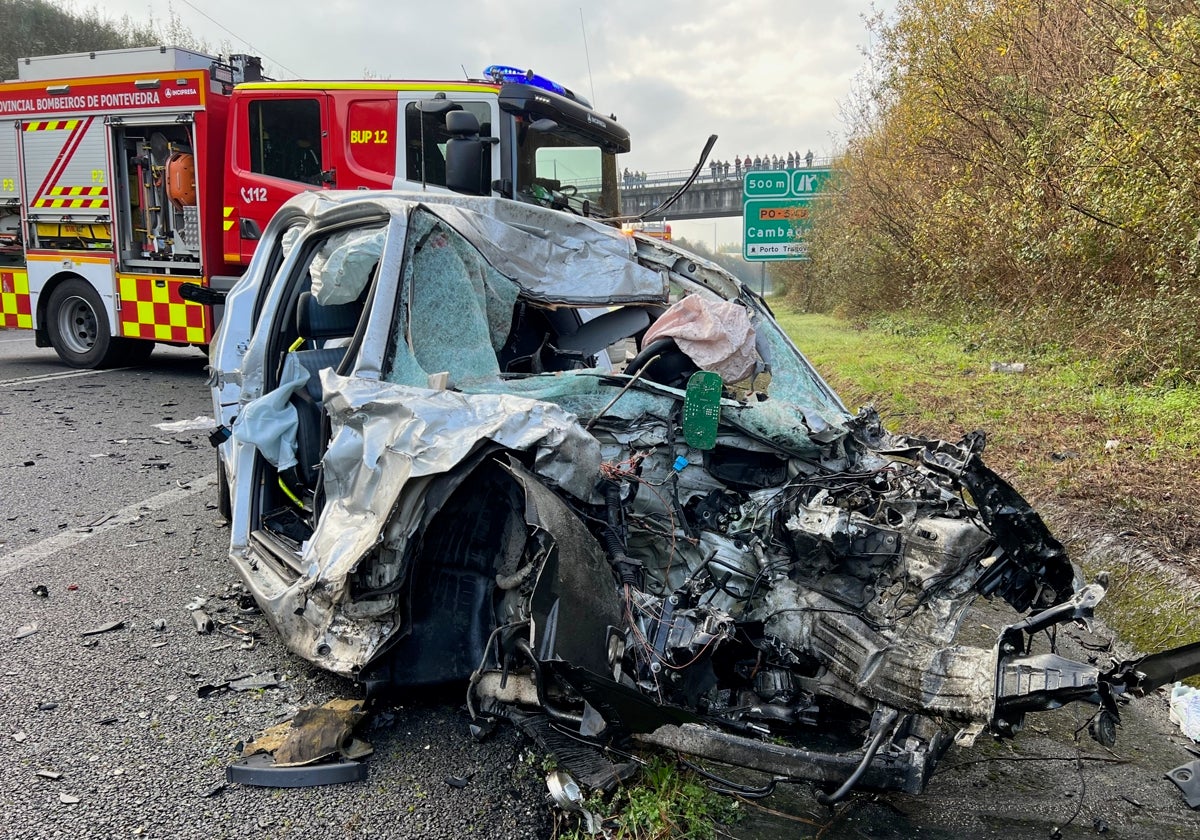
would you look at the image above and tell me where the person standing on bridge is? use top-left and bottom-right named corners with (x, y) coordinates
top-left (805, 149), bottom-right (814, 167)
top-left (787, 151), bottom-right (795, 169)
top-left (723, 160), bottom-right (730, 178)
top-left (734, 157), bottom-right (742, 177)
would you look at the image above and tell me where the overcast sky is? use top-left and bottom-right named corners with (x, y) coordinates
top-left (86, 0), bottom-right (890, 245)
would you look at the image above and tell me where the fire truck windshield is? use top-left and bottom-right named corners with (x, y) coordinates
top-left (514, 119), bottom-right (622, 218)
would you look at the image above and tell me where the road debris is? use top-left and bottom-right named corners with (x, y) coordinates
top-left (80, 620), bottom-right (124, 636)
top-left (1171, 683), bottom-right (1200, 742)
top-left (226, 698), bottom-right (371, 787)
top-left (198, 671), bottom-right (281, 697)
top-left (30, 585), bottom-right (48, 598)
top-left (228, 672), bottom-right (280, 692)
top-left (1166, 759), bottom-right (1200, 809)
top-left (35, 770), bottom-right (62, 780)
top-left (546, 770), bottom-right (601, 834)
top-left (57, 792), bottom-right (79, 805)
top-left (13, 623), bottom-right (37, 640)
top-left (190, 609), bottom-right (213, 634)
top-left (153, 416), bottom-right (217, 433)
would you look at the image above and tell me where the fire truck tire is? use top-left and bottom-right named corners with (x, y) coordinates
top-left (46, 279), bottom-right (117, 369)
top-left (113, 338), bottom-right (156, 366)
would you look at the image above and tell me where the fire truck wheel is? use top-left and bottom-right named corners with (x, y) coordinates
top-left (46, 278), bottom-right (116, 368)
top-left (114, 338), bottom-right (156, 365)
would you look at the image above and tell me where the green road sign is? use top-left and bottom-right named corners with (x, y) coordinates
top-left (743, 171), bottom-right (790, 198)
top-left (742, 167), bottom-right (830, 261)
top-left (743, 197), bottom-right (811, 260)
top-left (743, 168), bottom-right (831, 198)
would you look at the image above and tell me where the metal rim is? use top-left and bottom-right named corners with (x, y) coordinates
top-left (56, 293), bottom-right (99, 355)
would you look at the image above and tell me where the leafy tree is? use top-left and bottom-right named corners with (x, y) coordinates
top-left (805, 0), bottom-right (1200, 383)
top-left (1, 1), bottom-right (208, 78)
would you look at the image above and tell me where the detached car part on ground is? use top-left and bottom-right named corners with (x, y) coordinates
top-left (205, 190), bottom-right (1200, 800)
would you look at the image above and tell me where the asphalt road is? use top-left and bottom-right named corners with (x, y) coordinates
top-left (0, 332), bottom-right (548, 840)
top-left (1, 329), bottom-right (1198, 839)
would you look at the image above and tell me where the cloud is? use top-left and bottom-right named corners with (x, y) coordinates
top-left (77, 0), bottom-right (883, 171)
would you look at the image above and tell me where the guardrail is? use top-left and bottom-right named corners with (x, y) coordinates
top-left (564, 159), bottom-right (835, 194)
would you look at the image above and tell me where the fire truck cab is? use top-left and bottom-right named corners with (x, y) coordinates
top-left (0, 48), bottom-right (630, 368)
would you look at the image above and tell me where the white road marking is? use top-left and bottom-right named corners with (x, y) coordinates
top-left (0, 472), bottom-right (217, 578)
top-left (0, 367), bottom-right (130, 388)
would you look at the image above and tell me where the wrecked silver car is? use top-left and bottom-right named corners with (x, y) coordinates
top-left (206, 190), bottom-right (1200, 798)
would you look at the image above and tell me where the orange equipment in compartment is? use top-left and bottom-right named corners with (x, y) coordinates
top-left (167, 153), bottom-right (197, 206)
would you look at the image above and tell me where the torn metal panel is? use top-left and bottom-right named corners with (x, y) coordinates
top-left (507, 460), bottom-right (621, 676)
top-left (239, 369), bottom-right (603, 674)
top-left (420, 199), bottom-right (669, 305)
top-left (231, 698), bottom-right (371, 786)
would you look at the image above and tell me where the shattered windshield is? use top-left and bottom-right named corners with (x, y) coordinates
top-left (382, 208), bottom-right (519, 388)
top-left (378, 206), bottom-right (849, 447)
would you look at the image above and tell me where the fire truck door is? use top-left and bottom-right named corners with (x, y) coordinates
top-left (227, 94), bottom-right (333, 265)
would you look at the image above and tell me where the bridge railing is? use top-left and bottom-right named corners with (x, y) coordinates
top-left (555, 158), bottom-right (836, 193)
top-left (617, 157), bottom-right (835, 189)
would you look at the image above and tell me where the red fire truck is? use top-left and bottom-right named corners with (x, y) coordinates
top-left (622, 220), bottom-right (672, 242)
top-left (0, 48), bottom-right (630, 367)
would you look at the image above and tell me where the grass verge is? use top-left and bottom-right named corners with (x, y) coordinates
top-left (774, 309), bottom-right (1200, 655)
top-left (554, 758), bottom-right (741, 840)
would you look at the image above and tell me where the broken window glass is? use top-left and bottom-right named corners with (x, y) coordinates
top-left (382, 208), bottom-right (519, 388)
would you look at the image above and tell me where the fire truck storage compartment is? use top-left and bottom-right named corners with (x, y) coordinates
top-left (16, 47), bottom-right (216, 81)
top-left (20, 114), bottom-right (111, 253)
top-left (111, 118), bottom-right (201, 271)
top-left (0, 119), bottom-right (20, 260)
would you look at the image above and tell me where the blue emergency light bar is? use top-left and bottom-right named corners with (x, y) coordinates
top-left (484, 65), bottom-right (566, 96)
